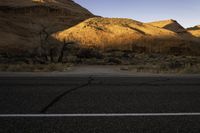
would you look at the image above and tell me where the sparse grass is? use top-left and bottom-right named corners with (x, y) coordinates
top-left (122, 64), bottom-right (200, 74)
top-left (73, 50), bottom-right (200, 73)
top-left (0, 63), bottom-right (73, 72)
top-left (1, 46), bottom-right (200, 73)
top-left (180, 64), bottom-right (200, 74)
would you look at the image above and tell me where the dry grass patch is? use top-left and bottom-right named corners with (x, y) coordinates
top-left (0, 63), bottom-right (73, 72)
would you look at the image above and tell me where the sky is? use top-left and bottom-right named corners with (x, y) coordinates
top-left (74, 0), bottom-right (200, 28)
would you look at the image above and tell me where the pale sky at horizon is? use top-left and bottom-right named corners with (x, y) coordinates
top-left (74, 0), bottom-right (200, 28)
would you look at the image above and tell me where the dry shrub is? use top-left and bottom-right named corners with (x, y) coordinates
top-left (181, 64), bottom-right (200, 74)
top-left (105, 57), bottom-right (122, 65)
top-left (76, 47), bottom-right (103, 59)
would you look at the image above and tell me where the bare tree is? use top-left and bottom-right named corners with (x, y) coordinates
top-left (39, 24), bottom-right (50, 62)
top-left (58, 41), bottom-right (75, 63)
top-left (30, 19), bottom-right (76, 64)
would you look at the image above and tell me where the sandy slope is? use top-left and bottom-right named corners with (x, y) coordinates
top-left (187, 25), bottom-right (200, 38)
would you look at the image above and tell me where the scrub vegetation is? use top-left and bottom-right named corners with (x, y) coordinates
top-left (0, 0), bottom-right (200, 73)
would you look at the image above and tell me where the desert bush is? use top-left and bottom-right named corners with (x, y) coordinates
top-left (131, 44), bottom-right (147, 53)
top-left (181, 64), bottom-right (200, 74)
top-left (77, 47), bottom-right (103, 59)
top-left (105, 51), bottom-right (125, 58)
top-left (82, 58), bottom-right (105, 65)
top-left (122, 50), bottom-right (134, 58)
top-left (105, 57), bottom-right (122, 64)
top-left (163, 61), bottom-right (183, 69)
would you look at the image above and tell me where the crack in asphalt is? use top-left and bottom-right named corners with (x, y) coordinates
top-left (40, 76), bottom-right (94, 113)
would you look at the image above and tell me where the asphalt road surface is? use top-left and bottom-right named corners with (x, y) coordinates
top-left (0, 74), bottom-right (200, 133)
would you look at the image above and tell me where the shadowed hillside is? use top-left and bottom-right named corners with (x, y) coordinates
top-left (0, 0), bottom-right (94, 55)
top-left (147, 19), bottom-right (199, 41)
top-left (147, 19), bottom-right (186, 33)
top-left (0, 0), bottom-right (92, 15)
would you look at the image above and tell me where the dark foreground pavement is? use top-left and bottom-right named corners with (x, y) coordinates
top-left (0, 74), bottom-right (200, 133)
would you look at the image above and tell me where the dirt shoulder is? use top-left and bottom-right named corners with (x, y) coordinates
top-left (1, 65), bottom-right (200, 77)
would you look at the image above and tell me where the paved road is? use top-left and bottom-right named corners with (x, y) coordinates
top-left (0, 74), bottom-right (200, 133)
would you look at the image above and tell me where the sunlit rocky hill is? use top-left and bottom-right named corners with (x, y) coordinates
top-left (54, 17), bottom-right (200, 55)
